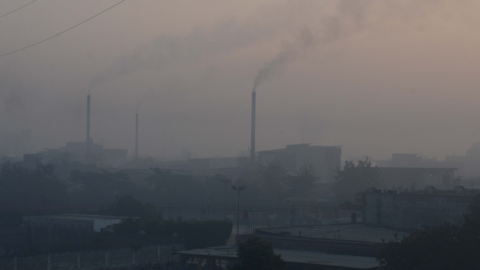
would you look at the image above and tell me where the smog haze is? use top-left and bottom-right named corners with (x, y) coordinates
top-left (1, 0), bottom-right (479, 160)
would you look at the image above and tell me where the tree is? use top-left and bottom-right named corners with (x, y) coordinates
top-left (334, 158), bottom-right (379, 201)
top-left (378, 195), bottom-right (480, 269)
top-left (231, 237), bottom-right (286, 270)
top-left (288, 161), bottom-right (319, 197)
top-left (100, 195), bottom-right (159, 219)
top-left (70, 170), bottom-right (142, 206)
top-left (145, 168), bottom-right (202, 204)
top-left (256, 160), bottom-right (287, 203)
top-left (0, 161), bottom-right (68, 207)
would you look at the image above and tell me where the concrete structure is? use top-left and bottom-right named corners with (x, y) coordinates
top-left (257, 144), bottom-right (341, 182)
top-left (23, 214), bottom-right (131, 250)
top-left (363, 188), bottom-right (479, 230)
top-left (378, 167), bottom-right (457, 190)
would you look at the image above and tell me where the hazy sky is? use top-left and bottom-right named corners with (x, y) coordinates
top-left (1, 0), bottom-right (480, 160)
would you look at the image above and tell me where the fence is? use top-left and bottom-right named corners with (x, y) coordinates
top-left (0, 244), bottom-right (183, 270)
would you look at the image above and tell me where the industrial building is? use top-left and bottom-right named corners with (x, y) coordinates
top-left (257, 144), bottom-right (341, 183)
top-left (24, 141), bottom-right (128, 168)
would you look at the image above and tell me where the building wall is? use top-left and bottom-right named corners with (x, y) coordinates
top-left (378, 168), bottom-right (456, 190)
top-left (363, 192), bottom-right (472, 230)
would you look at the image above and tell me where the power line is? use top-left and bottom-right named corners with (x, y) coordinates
top-left (0, 0), bottom-right (125, 59)
top-left (0, 0), bottom-right (37, 19)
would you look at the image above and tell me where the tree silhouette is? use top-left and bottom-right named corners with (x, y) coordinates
top-left (378, 195), bottom-right (480, 269)
top-left (288, 161), bottom-right (319, 197)
top-left (256, 160), bottom-right (287, 203)
top-left (232, 237), bottom-right (286, 270)
top-left (334, 158), bottom-right (379, 201)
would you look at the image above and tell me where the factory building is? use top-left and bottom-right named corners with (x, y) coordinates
top-left (257, 144), bottom-right (342, 183)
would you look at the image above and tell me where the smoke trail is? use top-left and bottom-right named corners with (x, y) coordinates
top-left (253, 46), bottom-right (293, 92)
top-left (89, 21), bottom-right (276, 93)
top-left (252, 0), bottom-right (372, 91)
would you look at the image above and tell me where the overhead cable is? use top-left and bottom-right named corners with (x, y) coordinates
top-left (0, 0), bottom-right (37, 19)
top-left (0, 0), bottom-right (125, 59)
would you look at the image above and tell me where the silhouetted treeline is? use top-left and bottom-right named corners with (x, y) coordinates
top-left (112, 218), bottom-right (233, 249)
top-left (0, 162), bottom-right (68, 207)
top-left (378, 194), bottom-right (480, 269)
top-left (0, 158), bottom-right (375, 212)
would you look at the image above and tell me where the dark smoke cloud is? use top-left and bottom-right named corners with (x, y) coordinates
top-left (252, 0), bottom-right (372, 92)
top-left (89, 21), bottom-right (277, 93)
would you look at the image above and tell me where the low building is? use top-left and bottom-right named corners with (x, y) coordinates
top-left (26, 141), bottom-right (128, 168)
top-left (362, 187), bottom-right (479, 230)
top-left (378, 167), bottom-right (457, 190)
top-left (257, 144), bottom-right (341, 183)
top-left (22, 214), bottom-right (131, 250)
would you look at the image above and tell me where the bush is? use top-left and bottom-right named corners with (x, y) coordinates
top-left (232, 237), bottom-right (286, 270)
top-left (113, 219), bottom-right (233, 250)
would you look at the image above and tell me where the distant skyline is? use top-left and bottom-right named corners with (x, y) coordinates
top-left (1, 0), bottom-right (480, 160)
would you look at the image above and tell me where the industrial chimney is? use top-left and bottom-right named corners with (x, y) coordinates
top-left (86, 94), bottom-right (91, 161)
top-left (135, 113), bottom-right (138, 159)
top-left (250, 91), bottom-right (256, 165)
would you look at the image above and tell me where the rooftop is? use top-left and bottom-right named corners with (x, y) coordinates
top-left (258, 144), bottom-right (342, 154)
top-left (176, 246), bottom-right (380, 269)
top-left (378, 167), bottom-right (457, 171)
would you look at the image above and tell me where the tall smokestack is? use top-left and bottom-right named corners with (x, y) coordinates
top-left (250, 91), bottom-right (256, 165)
top-left (86, 94), bottom-right (91, 161)
top-left (135, 113), bottom-right (139, 159)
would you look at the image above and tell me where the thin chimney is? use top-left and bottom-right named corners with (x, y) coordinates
top-left (135, 113), bottom-right (139, 159)
top-left (86, 94), bottom-right (91, 161)
top-left (250, 91), bottom-right (256, 165)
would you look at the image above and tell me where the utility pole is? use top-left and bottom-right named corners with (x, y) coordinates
top-left (232, 185), bottom-right (246, 237)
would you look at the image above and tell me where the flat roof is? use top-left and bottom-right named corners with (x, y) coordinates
top-left (258, 145), bottom-right (341, 154)
top-left (176, 246), bottom-right (380, 269)
top-left (257, 224), bottom-right (408, 243)
top-left (378, 167), bottom-right (457, 171)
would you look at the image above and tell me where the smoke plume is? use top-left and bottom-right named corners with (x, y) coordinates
top-left (89, 21), bottom-right (277, 93)
top-left (252, 0), bottom-right (373, 91)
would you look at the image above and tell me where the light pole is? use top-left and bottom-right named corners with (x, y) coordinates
top-left (232, 185), bottom-right (246, 236)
